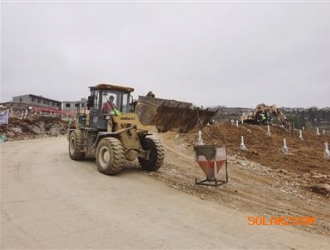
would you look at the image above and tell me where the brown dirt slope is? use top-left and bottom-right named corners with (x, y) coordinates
top-left (146, 123), bottom-right (330, 235)
top-left (182, 123), bottom-right (330, 182)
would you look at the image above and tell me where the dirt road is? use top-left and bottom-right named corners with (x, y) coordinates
top-left (1, 137), bottom-right (330, 249)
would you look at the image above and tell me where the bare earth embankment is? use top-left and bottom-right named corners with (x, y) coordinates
top-left (148, 123), bottom-right (330, 235)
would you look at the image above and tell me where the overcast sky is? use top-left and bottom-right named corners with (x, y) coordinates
top-left (1, 1), bottom-right (329, 108)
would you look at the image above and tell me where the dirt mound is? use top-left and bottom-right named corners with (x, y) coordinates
top-left (144, 123), bottom-right (330, 235)
top-left (177, 123), bottom-right (330, 188)
top-left (0, 116), bottom-right (68, 141)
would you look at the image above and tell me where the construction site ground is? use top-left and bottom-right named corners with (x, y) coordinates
top-left (151, 123), bottom-right (330, 236)
top-left (1, 117), bottom-right (330, 248)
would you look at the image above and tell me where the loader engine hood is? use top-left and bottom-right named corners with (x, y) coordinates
top-left (135, 96), bottom-right (218, 133)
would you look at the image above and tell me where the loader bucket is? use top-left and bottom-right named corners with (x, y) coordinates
top-left (135, 96), bottom-right (217, 133)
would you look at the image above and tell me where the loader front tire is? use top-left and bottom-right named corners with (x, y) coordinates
top-left (139, 137), bottom-right (164, 171)
top-left (69, 130), bottom-right (85, 160)
top-left (96, 137), bottom-right (125, 175)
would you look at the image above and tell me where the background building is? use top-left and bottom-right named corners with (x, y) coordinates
top-left (11, 94), bottom-right (62, 110)
top-left (62, 98), bottom-right (87, 113)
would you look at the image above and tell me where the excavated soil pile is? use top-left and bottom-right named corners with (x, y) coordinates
top-left (0, 117), bottom-right (68, 140)
top-left (145, 123), bottom-right (330, 235)
top-left (181, 123), bottom-right (330, 190)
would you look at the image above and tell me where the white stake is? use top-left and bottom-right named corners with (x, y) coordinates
top-left (299, 130), bottom-right (303, 141)
top-left (316, 127), bottom-right (320, 136)
top-left (323, 130), bottom-right (326, 135)
top-left (282, 138), bottom-right (289, 154)
top-left (23, 109), bottom-right (28, 119)
top-left (324, 142), bottom-right (330, 159)
top-left (266, 125), bottom-right (271, 137)
top-left (197, 130), bottom-right (204, 145)
top-left (240, 136), bottom-right (247, 151)
top-left (302, 127), bottom-right (305, 131)
top-left (236, 120), bottom-right (239, 127)
top-left (241, 117), bottom-right (244, 125)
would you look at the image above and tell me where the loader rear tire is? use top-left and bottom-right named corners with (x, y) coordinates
top-left (69, 130), bottom-right (85, 160)
top-left (139, 137), bottom-right (164, 171)
top-left (96, 137), bottom-right (125, 175)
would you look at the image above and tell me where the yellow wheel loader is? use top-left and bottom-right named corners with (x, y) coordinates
top-left (68, 83), bottom-right (217, 175)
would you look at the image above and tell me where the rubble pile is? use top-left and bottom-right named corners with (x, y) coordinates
top-left (0, 116), bottom-right (68, 141)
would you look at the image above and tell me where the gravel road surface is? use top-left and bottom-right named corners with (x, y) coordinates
top-left (1, 137), bottom-right (329, 249)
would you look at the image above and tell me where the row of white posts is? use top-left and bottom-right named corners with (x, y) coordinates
top-left (239, 135), bottom-right (329, 158)
top-left (236, 124), bottom-right (329, 159)
top-left (19, 109), bottom-right (29, 119)
top-left (298, 128), bottom-right (327, 141)
top-left (233, 119), bottom-right (327, 136)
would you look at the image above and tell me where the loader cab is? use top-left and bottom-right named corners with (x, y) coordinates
top-left (87, 84), bottom-right (135, 130)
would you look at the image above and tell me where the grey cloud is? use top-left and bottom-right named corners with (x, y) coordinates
top-left (2, 1), bottom-right (329, 108)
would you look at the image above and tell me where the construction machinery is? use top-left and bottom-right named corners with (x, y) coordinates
top-left (67, 83), bottom-right (217, 175)
top-left (240, 103), bottom-right (292, 132)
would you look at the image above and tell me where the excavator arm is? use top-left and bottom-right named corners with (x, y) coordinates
top-left (268, 105), bottom-right (292, 132)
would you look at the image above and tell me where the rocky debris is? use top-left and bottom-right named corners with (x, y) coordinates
top-left (11, 127), bottom-right (23, 134)
top-left (0, 116), bottom-right (68, 141)
top-left (308, 184), bottom-right (330, 197)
